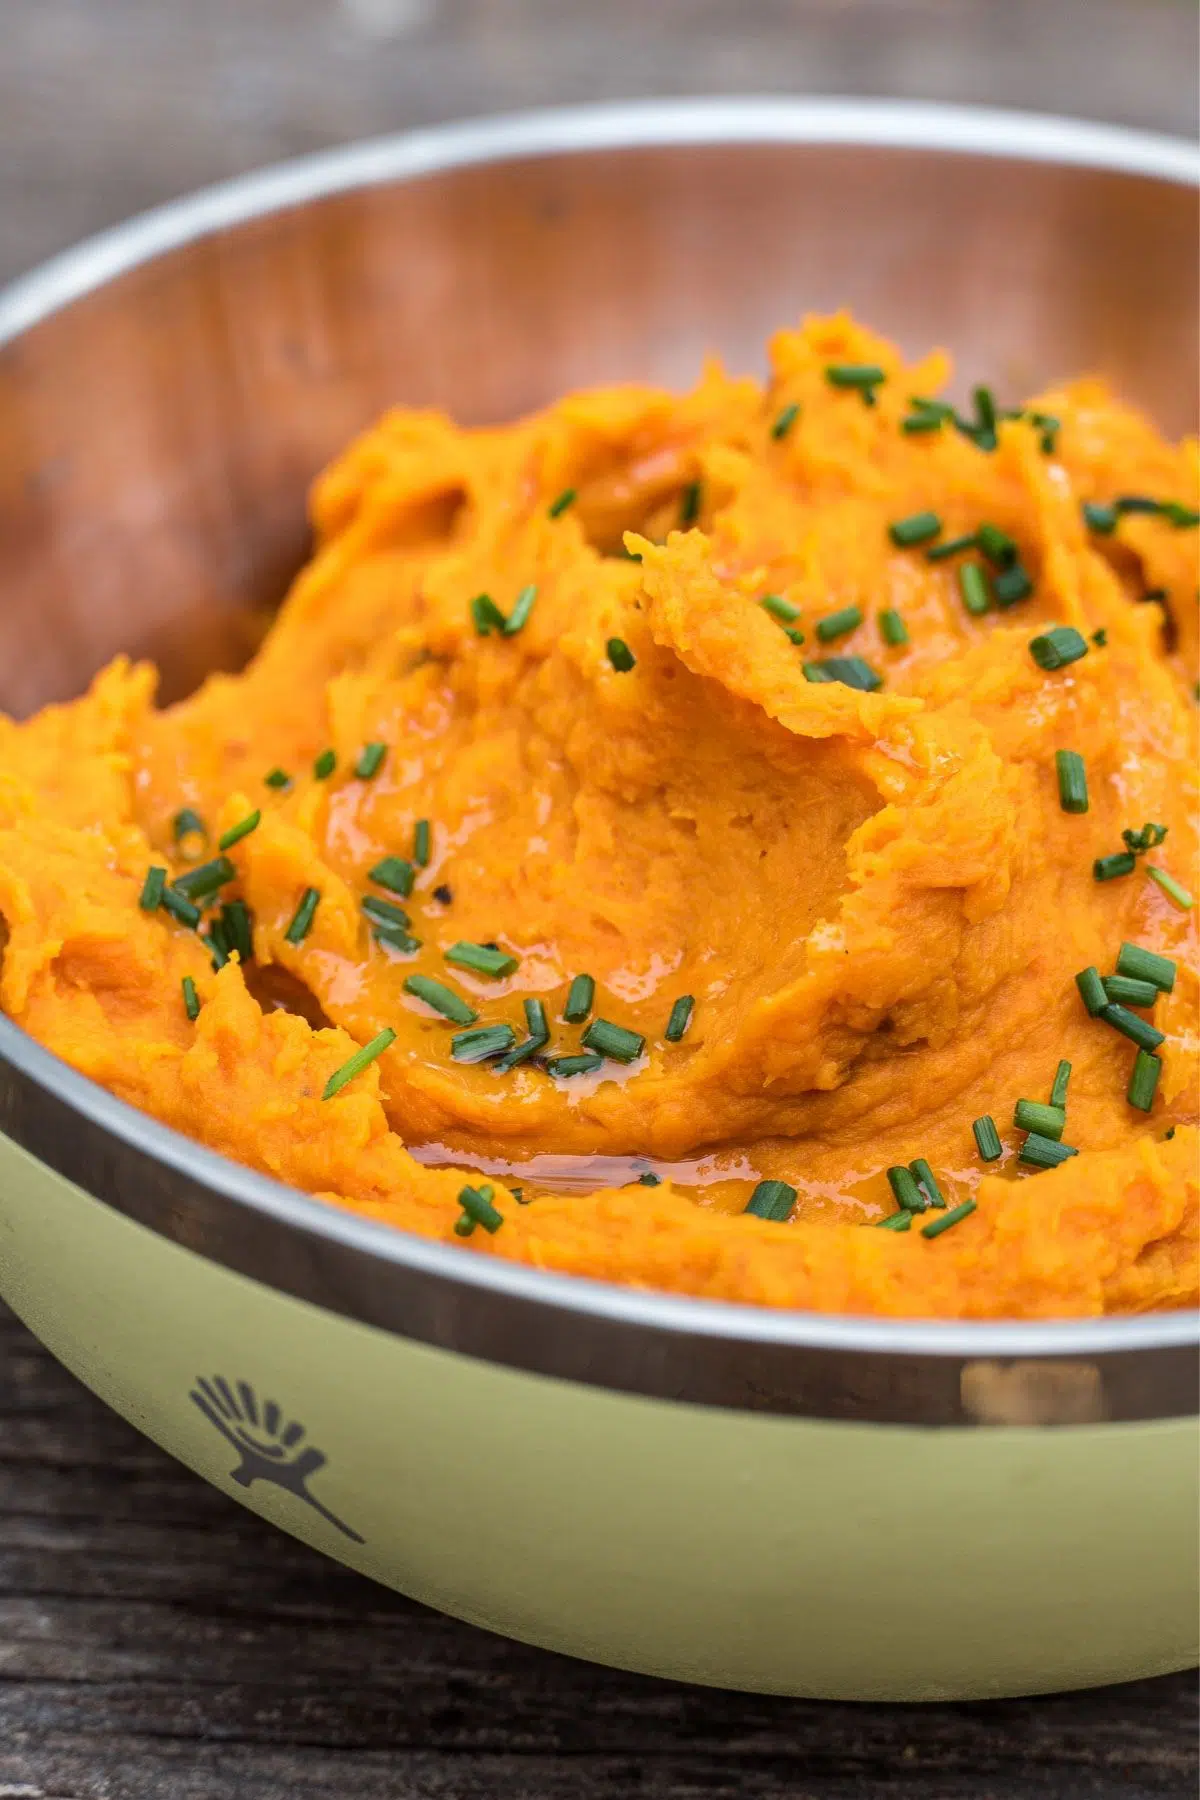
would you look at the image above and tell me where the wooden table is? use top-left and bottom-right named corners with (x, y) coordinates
top-left (1, 4), bottom-right (1197, 1794)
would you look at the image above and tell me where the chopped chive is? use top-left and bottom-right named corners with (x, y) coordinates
top-left (1094, 852), bottom-right (1137, 882)
top-left (471, 593), bottom-right (508, 635)
top-left (139, 866), bottom-right (167, 910)
top-left (503, 584), bottom-right (537, 636)
top-left (203, 923), bottom-right (228, 970)
top-left (1014, 1100), bottom-right (1066, 1141)
top-left (524, 997), bottom-right (549, 1040)
top-left (1114, 494), bottom-right (1160, 516)
top-left (975, 522), bottom-right (1018, 567)
top-left (285, 886), bottom-right (320, 945)
top-left (548, 487), bottom-right (577, 518)
top-left (313, 749), bottom-right (336, 780)
top-left (451, 1023), bottom-right (518, 1064)
top-left (173, 856), bottom-right (236, 901)
top-left (761, 593), bottom-right (801, 623)
top-left (172, 807), bottom-right (208, 844)
top-left (218, 810), bottom-right (261, 852)
top-left (802, 663), bottom-right (834, 683)
top-left (638, 1171), bottom-right (662, 1186)
top-left (901, 413), bottom-right (942, 434)
top-left (826, 362), bottom-right (885, 390)
top-left (1050, 1060), bottom-right (1072, 1110)
top-left (992, 562), bottom-right (1034, 606)
top-left (412, 819), bottom-right (431, 867)
top-left (925, 533), bottom-right (978, 563)
top-left (1082, 501), bottom-right (1118, 534)
top-left (454, 1183), bottom-right (504, 1235)
top-left (876, 1209), bottom-right (913, 1230)
top-left (973, 1115), bottom-right (1003, 1161)
top-left (545, 1052), bottom-right (603, 1078)
top-left (921, 1198), bottom-right (976, 1239)
top-left (372, 925), bottom-right (422, 954)
top-left (1146, 865), bottom-right (1195, 910)
top-left (815, 604), bottom-right (863, 643)
top-left (264, 768), bottom-right (291, 789)
top-left (370, 856), bottom-right (415, 898)
top-left (878, 608), bottom-right (908, 647)
top-left (744, 1179), bottom-right (797, 1222)
top-left (909, 1158), bottom-right (945, 1209)
top-left (445, 940), bottom-right (519, 979)
top-left (888, 510), bottom-right (941, 548)
top-left (322, 1026), bottom-right (397, 1101)
top-left (362, 895), bottom-right (411, 931)
top-left (1055, 750), bottom-right (1089, 815)
top-left (1102, 974), bottom-right (1159, 1008)
top-left (770, 401), bottom-right (800, 440)
top-left (957, 561), bottom-right (990, 617)
top-left (680, 480), bottom-right (702, 526)
top-left (886, 1165), bottom-right (925, 1212)
top-left (564, 974), bottom-right (595, 1023)
top-left (1122, 821), bottom-right (1168, 854)
top-left (1100, 1004), bottom-right (1165, 1053)
top-left (1128, 1050), bottom-right (1162, 1113)
top-left (355, 742), bottom-right (386, 780)
top-left (1092, 628), bottom-right (1108, 647)
top-left (582, 1017), bottom-right (646, 1064)
top-left (970, 385), bottom-right (998, 450)
top-left (403, 974), bottom-right (477, 1025)
top-left (221, 899), bottom-right (253, 963)
top-left (665, 995), bottom-right (695, 1042)
top-left (1019, 1132), bottom-right (1079, 1170)
top-left (1115, 942), bottom-right (1176, 993)
top-left (907, 395), bottom-right (956, 422)
top-left (1030, 627), bottom-right (1089, 670)
top-left (181, 976), bottom-right (201, 1022)
top-left (606, 637), bottom-right (636, 672)
top-left (1075, 966), bottom-right (1108, 1015)
top-left (1163, 501), bottom-right (1200, 528)
top-left (160, 886), bottom-right (202, 929)
top-left (511, 1186), bottom-right (528, 1203)
top-left (785, 627), bottom-right (806, 645)
top-left (1029, 411), bottom-right (1060, 455)
top-left (821, 655), bottom-right (883, 692)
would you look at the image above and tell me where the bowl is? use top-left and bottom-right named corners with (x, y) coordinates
top-left (0, 99), bottom-right (1196, 1700)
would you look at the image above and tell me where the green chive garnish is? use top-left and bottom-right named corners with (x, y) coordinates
top-left (1102, 974), bottom-right (1158, 1008)
top-left (1075, 966), bottom-right (1107, 1015)
top-left (1019, 1132), bottom-right (1079, 1170)
top-left (548, 487), bottom-right (577, 518)
top-left (264, 768), bottom-right (291, 789)
top-left (362, 895), bottom-right (410, 932)
top-left (826, 363), bottom-right (885, 391)
top-left (680, 480), bottom-right (702, 526)
top-left (1100, 1004), bottom-right (1165, 1053)
top-left (878, 609), bottom-right (908, 647)
top-left (285, 886), bottom-right (320, 945)
top-left (453, 1183), bottom-right (504, 1235)
top-left (1146, 865), bottom-right (1195, 910)
top-left (1055, 750), bottom-right (1088, 814)
top-left (355, 742), bottom-right (386, 780)
top-left (665, 995), bottom-right (694, 1042)
top-left (907, 396), bottom-right (956, 423)
top-left (204, 919), bottom-right (229, 970)
top-left (969, 385), bottom-right (998, 450)
top-left (173, 856), bottom-right (236, 901)
top-left (925, 533), bottom-right (978, 563)
top-left (761, 593), bottom-right (801, 623)
top-left (771, 401), bottom-right (800, 440)
top-left (370, 856), bottom-right (415, 898)
top-left (1115, 942), bottom-right (1176, 993)
top-left (495, 997), bottom-right (551, 1072)
top-left (545, 1052), bottom-right (603, 1078)
top-left (581, 1018), bottom-right (646, 1064)
top-left (503, 584), bottom-right (537, 635)
top-left (901, 414), bottom-right (941, 435)
top-left (373, 925), bottom-right (421, 954)
top-left (876, 1210), bottom-right (913, 1230)
top-left (992, 563), bottom-right (1033, 606)
top-left (221, 899), bottom-right (254, 963)
top-left (218, 811), bottom-right (261, 852)
top-left (821, 656), bottom-right (883, 692)
top-left (744, 1179), bottom-right (797, 1222)
top-left (921, 1198), bottom-right (976, 1239)
top-left (524, 996), bottom-right (549, 1039)
top-left (313, 749), bottom-right (336, 780)
top-left (1122, 822), bottom-right (1168, 854)
top-left (182, 976), bottom-right (200, 1022)
top-left (815, 604), bottom-right (863, 642)
top-left (139, 866), bottom-right (166, 910)
top-left (403, 975), bottom-right (477, 1025)
top-left (322, 1026), bottom-right (396, 1101)
top-left (451, 1023), bottom-right (518, 1064)
top-left (1128, 1050), bottom-right (1162, 1113)
top-left (957, 561), bottom-right (990, 617)
top-left (606, 637), bottom-right (636, 672)
top-left (471, 593), bottom-right (507, 635)
top-left (974, 522), bottom-right (1017, 567)
top-left (1163, 502), bottom-right (1200, 528)
top-left (172, 808), bottom-right (208, 854)
top-left (785, 627), bottom-right (806, 645)
top-left (973, 1115), bottom-right (1003, 1161)
top-left (160, 886), bottom-right (201, 929)
top-left (1030, 627), bottom-right (1088, 670)
top-left (445, 941), bottom-right (519, 978)
top-left (888, 511), bottom-right (941, 548)
top-left (909, 1158), bottom-right (945, 1209)
top-left (1082, 501), bottom-right (1117, 534)
top-left (1094, 852), bottom-right (1136, 882)
top-left (412, 820), bottom-right (431, 867)
top-left (1050, 1060), bottom-right (1072, 1109)
top-left (802, 663), bottom-right (834, 683)
top-left (887, 1165), bottom-right (926, 1212)
top-left (1014, 1100), bottom-right (1065, 1141)
top-left (638, 1171), bottom-right (662, 1186)
top-left (564, 973), bottom-right (595, 1022)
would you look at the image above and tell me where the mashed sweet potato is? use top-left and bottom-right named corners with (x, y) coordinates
top-left (1, 314), bottom-right (1196, 1318)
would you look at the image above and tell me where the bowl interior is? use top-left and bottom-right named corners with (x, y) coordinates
top-left (0, 117), bottom-right (1196, 718)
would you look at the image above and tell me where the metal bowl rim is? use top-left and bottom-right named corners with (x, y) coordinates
top-left (0, 95), bottom-right (1196, 1362)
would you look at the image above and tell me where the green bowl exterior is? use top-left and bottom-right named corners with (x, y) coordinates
top-left (0, 1128), bottom-right (1195, 1700)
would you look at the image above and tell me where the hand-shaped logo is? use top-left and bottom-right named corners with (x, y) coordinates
top-left (189, 1374), bottom-right (363, 1543)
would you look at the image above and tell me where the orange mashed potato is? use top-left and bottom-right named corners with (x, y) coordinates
top-left (1, 315), bottom-right (1197, 1319)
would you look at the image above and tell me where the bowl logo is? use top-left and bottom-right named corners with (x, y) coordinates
top-left (189, 1374), bottom-right (363, 1543)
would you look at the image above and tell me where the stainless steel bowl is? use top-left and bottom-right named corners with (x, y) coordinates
top-left (0, 100), bottom-right (1196, 1699)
